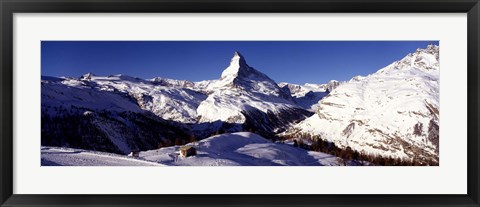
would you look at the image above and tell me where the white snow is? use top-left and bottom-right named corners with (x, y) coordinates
top-left (41, 79), bottom-right (143, 114)
top-left (196, 89), bottom-right (297, 124)
top-left (220, 51), bottom-right (245, 80)
top-left (41, 146), bottom-right (163, 166)
top-left (41, 133), bottom-right (343, 166)
top-left (42, 73), bottom-right (207, 123)
top-left (138, 132), bottom-right (342, 166)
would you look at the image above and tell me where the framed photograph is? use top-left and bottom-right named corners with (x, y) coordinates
top-left (1, 0), bottom-right (479, 206)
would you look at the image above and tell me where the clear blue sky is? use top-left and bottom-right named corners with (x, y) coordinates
top-left (41, 41), bottom-right (438, 84)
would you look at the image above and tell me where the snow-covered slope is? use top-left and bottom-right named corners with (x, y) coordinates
top-left (42, 76), bottom-right (192, 155)
top-left (42, 77), bottom-right (142, 114)
top-left (44, 74), bottom-right (207, 123)
top-left (41, 133), bottom-right (345, 166)
top-left (196, 52), bottom-right (313, 136)
top-left (138, 132), bottom-right (343, 166)
top-left (289, 45), bottom-right (440, 164)
top-left (41, 146), bottom-right (163, 166)
top-left (278, 81), bottom-right (341, 111)
top-left (86, 74), bottom-right (207, 123)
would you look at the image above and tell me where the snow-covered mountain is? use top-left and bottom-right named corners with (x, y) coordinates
top-left (41, 51), bottom-right (314, 155)
top-left (41, 46), bottom-right (440, 165)
top-left (195, 52), bottom-right (313, 137)
top-left (287, 45), bottom-right (440, 165)
top-left (45, 73), bottom-right (208, 123)
top-left (279, 80), bottom-right (340, 97)
top-left (278, 80), bottom-right (341, 111)
top-left (150, 76), bottom-right (195, 88)
top-left (86, 74), bottom-right (207, 123)
top-left (42, 76), bottom-right (193, 154)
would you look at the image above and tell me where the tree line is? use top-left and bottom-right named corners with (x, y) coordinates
top-left (280, 132), bottom-right (438, 166)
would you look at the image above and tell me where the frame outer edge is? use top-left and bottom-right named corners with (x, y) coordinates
top-left (0, 0), bottom-right (3, 203)
top-left (0, 0), bottom-right (14, 206)
top-left (468, 1), bottom-right (480, 205)
top-left (1, 0), bottom-right (480, 207)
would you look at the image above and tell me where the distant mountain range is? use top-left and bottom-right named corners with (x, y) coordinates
top-left (41, 45), bottom-right (439, 165)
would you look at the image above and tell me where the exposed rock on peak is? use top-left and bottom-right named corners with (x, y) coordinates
top-left (221, 51), bottom-right (251, 80)
top-left (379, 44), bottom-right (440, 73)
top-left (80, 73), bottom-right (95, 80)
top-left (326, 80), bottom-right (340, 93)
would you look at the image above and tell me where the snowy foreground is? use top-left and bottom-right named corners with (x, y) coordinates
top-left (41, 147), bottom-right (163, 166)
top-left (42, 132), bottom-right (343, 166)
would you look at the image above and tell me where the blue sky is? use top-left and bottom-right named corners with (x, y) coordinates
top-left (41, 41), bottom-right (438, 84)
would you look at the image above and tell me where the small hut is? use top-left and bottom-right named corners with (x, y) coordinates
top-left (179, 146), bottom-right (196, 157)
top-left (128, 151), bottom-right (140, 157)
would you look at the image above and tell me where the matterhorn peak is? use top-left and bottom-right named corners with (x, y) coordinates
top-left (233, 51), bottom-right (243, 58)
top-left (233, 51), bottom-right (245, 60)
top-left (231, 51), bottom-right (248, 69)
top-left (214, 51), bottom-right (292, 100)
top-left (220, 51), bottom-right (253, 80)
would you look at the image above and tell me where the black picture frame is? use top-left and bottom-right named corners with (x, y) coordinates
top-left (1, 0), bottom-right (479, 206)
